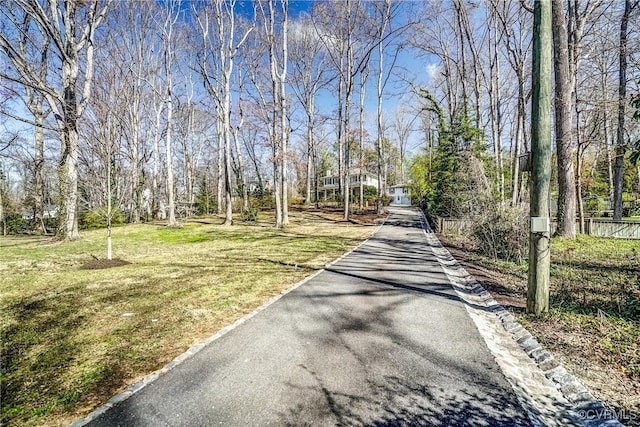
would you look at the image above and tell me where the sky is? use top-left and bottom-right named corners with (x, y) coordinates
top-left (1, 0), bottom-right (437, 185)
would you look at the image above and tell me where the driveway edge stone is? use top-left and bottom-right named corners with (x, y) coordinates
top-left (415, 209), bottom-right (623, 427)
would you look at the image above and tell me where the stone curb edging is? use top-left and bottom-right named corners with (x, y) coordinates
top-left (69, 213), bottom-right (389, 427)
top-left (416, 210), bottom-right (622, 427)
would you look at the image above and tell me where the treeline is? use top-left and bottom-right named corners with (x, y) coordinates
top-left (0, 0), bottom-right (639, 241)
top-left (0, 0), bottom-right (412, 238)
top-left (408, 0), bottom-right (640, 240)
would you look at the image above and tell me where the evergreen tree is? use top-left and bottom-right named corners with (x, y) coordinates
top-left (195, 178), bottom-right (215, 216)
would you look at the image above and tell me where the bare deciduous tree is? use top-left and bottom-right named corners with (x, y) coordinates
top-left (613, 0), bottom-right (636, 219)
top-left (0, 0), bottom-right (110, 240)
top-left (195, 0), bottom-right (254, 225)
top-left (289, 14), bottom-right (332, 207)
top-left (490, 0), bottom-right (532, 207)
top-left (258, 0), bottom-right (289, 227)
top-left (552, 0), bottom-right (577, 238)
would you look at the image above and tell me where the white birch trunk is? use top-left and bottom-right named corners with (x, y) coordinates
top-left (152, 101), bottom-right (163, 219)
top-left (279, 3), bottom-right (289, 225)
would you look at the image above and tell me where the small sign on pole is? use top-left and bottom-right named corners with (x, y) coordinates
top-left (530, 217), bottom-right (550, 233)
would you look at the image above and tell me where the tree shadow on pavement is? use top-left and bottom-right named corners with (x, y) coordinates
top-left (278, 369), bottom-right (533, 427)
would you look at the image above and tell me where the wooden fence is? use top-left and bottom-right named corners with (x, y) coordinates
top-left (437, 218), bottom-right (473, 234)
top-left (436, 217), bottom-right (640, 240)
top-left (575, 219), bottom-right (640, 239)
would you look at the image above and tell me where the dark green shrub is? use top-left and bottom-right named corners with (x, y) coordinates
top-left (4, 213), bottom-right (29, 234)
top-left (584, 196), bottom-right (605, 217)
top-left (363, 185), bottom-right (378, 202)
top-left (43, 217), bottom-right (59, 233)
top-left (241, 206), bottom-right (259, 222)
top-left (80, 206), bottom-right (126, 230)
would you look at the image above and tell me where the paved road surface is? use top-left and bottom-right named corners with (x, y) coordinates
top-left (87, 208), bottom-right (531, 426)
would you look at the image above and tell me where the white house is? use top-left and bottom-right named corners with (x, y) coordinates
top-left (22, 204), bottom-right (58, 220)
top-left (319, 168), bottom-right (379, 200)
top-left (388, 184), bottom-right (411, 206)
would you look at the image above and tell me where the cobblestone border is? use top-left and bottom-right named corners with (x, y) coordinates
top-left (417, 210), bottom-right (622, 427)
top-left (70, 215), bottom-right (388, 427)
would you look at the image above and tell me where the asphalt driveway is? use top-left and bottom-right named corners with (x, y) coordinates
top-left (84, 207), bottom-right (531, 426)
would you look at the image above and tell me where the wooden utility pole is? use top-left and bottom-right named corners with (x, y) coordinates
top-left (527, 0), bottom-right (552, 315)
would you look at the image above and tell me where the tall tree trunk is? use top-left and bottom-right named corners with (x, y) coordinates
top-left (272, 78), bottom-right (282, 228)
top-left (262, 0), bottom-right (287, 227)
top-left (614, 0), bottom-right (631, 220)
top-left (232, 120), bottom-right (248, 211)
top-left (343, 80), bottom-right (351, 221)
top-left (337, 69), bottom-right (345, 206)
top-left (127, 75), bottom-right (142, 224)
top-left (129, 57), bottom-right (143, 224)
top-left (605, 113), bottom-right (614, 202)
top-left (511, 76), bottom-right (525, 206)
top-left (34, 109), bottom-right (46, 233)
top-left (359, 68), bottom-right (367, 210)
top-left (488, 15), bottom-right (504, 204)
top-left (305, 99), bottom-right (314, 205)
top-left (183, 107), bottom-right (195, 216)
top-left (165, 84), bottom-right (177, 227)
top-left (552, 0), bottom-right (576, 238)
top-left (376, 30), bottom-right (385, 214)
top-left (279, 10), bottom-right (289, 226)
top-left (343, 22), bottom-right (354, 222)
top-left (454, 0), bottom-right (469, 116)
top-left (460, 1), bottom-right (482, 134)
top-left (130, 128), bottom-right (140, 223)
top-left (576, 119), bottom-right (585, 233)
top-left (163, 17), bottom-right (178, 228)
top-left (217, 126), bottom-right (224, 215)
top-left (272, 105), bottom-right (282, 227)
top-left (313, 141), bottom-right (319, 209)
top-left (152, 101), bottom-right (163, 220)
top-left (222, 80), bottom-right (234, 225)
top-left (106, 117), bottom-right (113, 260)
top-left (59, 66), bottom-right (80, 240)
top-left (224, 131), bottom-right (233, 225)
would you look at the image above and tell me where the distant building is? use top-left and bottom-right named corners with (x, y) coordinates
top-left (319, 168), bottom-right (379, 200)
top-left (388, 184), bottom-right (411, 206)
top-left (22, 204), bottom-right (58, 220)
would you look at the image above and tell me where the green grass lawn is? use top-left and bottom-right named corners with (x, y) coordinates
top-left (0, 209), bottom-right (378, 426)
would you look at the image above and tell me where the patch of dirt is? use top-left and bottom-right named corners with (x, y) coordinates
top-left (292, 205), bottom-right (387, 225)
top-left (349, 211), bottom-right (387, 225)
top-left (80, 258), bottom-right (131, 270)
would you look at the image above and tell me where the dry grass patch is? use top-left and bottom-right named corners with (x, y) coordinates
top-left (0, 209), bottom-right (378, 426)
top-left (439, 233), bottom-right (640, 426)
